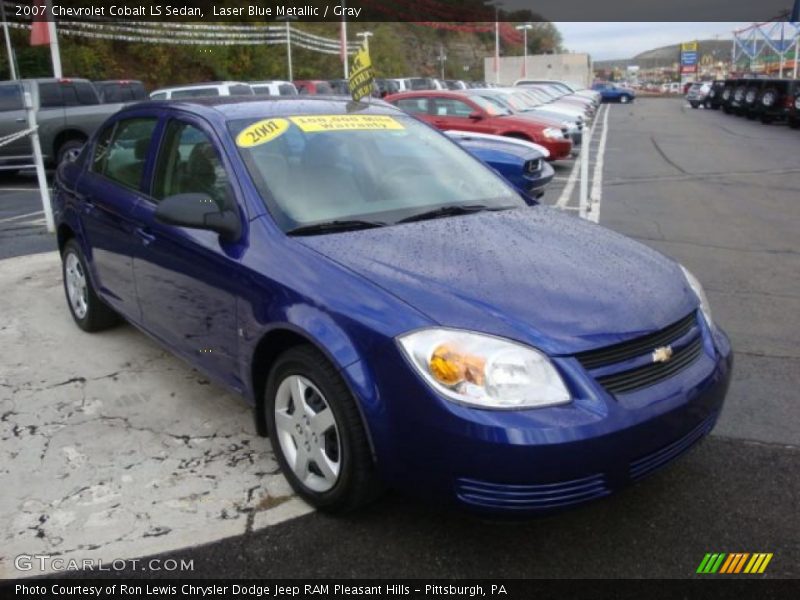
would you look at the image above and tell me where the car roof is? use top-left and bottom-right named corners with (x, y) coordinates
top-left (124, 96), bottom-right (401, 122)
top-left (152, 81), bottom-right (250, 92)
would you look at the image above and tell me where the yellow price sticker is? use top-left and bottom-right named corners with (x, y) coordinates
top-left (236, 118), bottom-right (290, 148)
top-left (289, 115), bottom-right (404, 132)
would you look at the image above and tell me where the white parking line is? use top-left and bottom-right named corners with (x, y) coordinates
top-left (0, 210), bottom-right (43, 224)
top-left (587, 104), bottom-right (611, 224)
top-left (555, 155), bottom-right (582, 208)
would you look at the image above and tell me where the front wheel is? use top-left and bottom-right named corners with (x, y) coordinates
top-left (264, 345), bottom-right (382, 513)
top-left (690, 101), bottom-right (699, 109)
top-left (61, 239), bottom-right (120, 331)
top-left (619, 95), bottom-right (631, 104)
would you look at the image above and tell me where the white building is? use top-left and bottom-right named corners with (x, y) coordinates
top-left (484, 53), bottom-right (592, 87)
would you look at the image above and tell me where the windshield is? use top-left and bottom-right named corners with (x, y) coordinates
top-left (229, 113), bottom-right (523, 231)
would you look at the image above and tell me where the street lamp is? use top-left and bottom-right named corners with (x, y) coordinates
top-left (356, 31), bottom-right (373, 53)
top-left (486, 0), bottom-right (501, 84)
top-left (515, 23), bottom-right (533, 78)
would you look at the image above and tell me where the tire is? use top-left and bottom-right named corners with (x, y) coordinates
top-left (746, 112), bottom-right (756, 120)
top-left (723, 105), bottom-right (732, 114)
top-left (264, 345), bottom-right (382, 513)
top-left (703, 99), bottom-right (712, 109)
top-left (56, 139), bottom-right (85, 165)
top-left (690, 101), bottom-right (699, 109)
top-left (619, 95), bottom-right (631, 104)
top-left (61, 239), bottom-right (120, 332)
top-left (789, 118), bottom-right (800, 130)
top-left (760, 88), bottom-right (779, 109)
top-left (760, 114), bottom-right (773, 124)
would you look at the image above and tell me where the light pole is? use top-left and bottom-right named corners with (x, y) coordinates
top-left (494, 6), bottom-right (500, 83)
top-left (515, 23), bottom-right (533, 78)
top-left (276, 16), bottom-right (296, 81)
top-left (356, 31), bottom-right (373, 53)
top-left (1, 0), bottom-right (17, 79)
top-left (437, 44), bottom-right (447, 79)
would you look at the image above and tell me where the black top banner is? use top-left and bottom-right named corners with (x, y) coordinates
top-left (4, 0), bottom-right (798, 22)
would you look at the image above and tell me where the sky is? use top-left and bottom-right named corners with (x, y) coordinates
top-left (554, 22), bottom-right (751, 60)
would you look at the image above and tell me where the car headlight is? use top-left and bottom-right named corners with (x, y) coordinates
top-left (397, 329), bottom-right (571, 410)
top-left (679, 265), bottom-right (713, 327)
top-left (542, 127), bottom-right (564, 139)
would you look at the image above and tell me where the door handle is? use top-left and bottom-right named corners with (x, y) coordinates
top-left (135, 227), bottom-right (156, 246)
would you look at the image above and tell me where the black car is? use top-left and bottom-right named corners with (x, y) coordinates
top-left (742, 79), bottom-right (769, 120)
top-left (704, 80), bottom-right (726, 109)
top-left (722, 78), bottom-right (749, 115)
top-left (756, 79), bottom-right (800, 124)
top-left (789, 85), bottom-right (800, 129)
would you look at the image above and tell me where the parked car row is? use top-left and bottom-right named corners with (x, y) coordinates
top-left (694, 77), bottom-right (800, 128)
top-left (385, 80), bottom-right (599, 162)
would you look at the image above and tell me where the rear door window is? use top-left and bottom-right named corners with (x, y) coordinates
top-left (432, 98), bottom-right (474, 117)
top-left (228, 84), bottom-right (254, 96)
top-left (278, 84), bottom-right (297, 96)
top-left (395, 97), bottom-right (429, 115)
top-left (92, 117), bottom-right (158, 190)
top-left (38, 83), bottom-right (63, 108)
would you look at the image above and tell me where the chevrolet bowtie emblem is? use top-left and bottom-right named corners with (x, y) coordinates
top-left (652, 345), bottom-right (674, 363)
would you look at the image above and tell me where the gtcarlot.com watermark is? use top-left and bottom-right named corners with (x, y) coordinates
top-left (14, 553), bottom-right (194, 573)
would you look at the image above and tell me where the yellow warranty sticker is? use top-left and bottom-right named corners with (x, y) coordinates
top-left (236, 118), bottom-right (290, 148)
top-left (290, 114), bottom-right (404, 132)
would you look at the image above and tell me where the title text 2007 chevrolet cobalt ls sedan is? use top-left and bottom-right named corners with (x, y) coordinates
top-left (54, 97), bottom-right (732, 513)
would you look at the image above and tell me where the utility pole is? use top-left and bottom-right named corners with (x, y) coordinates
top-left (277, 16), bottom-right (295, 81)
top-left (437, 44), bottom-right (447, 79)
top-left (494, 6), bottom-right (500, 83)
top-left (46, 0), bottom-right (61, 78)
top-left (515, 23), bottom-right (533, 78)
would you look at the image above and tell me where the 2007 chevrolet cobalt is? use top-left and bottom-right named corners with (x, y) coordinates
top-left (54, 97), bottom-right (732, 513)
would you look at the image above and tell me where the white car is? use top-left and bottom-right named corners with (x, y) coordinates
top-left (149, 81), bottom-right (254, 100)
top-left (250, 81), bottom-right (298, 96)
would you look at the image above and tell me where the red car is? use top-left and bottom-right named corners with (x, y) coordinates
top-left (293, 80), bottom-right (335, 95)
top-left (385, 90), bottom-right (573, 160)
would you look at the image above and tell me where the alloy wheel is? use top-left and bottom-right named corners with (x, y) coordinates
top-left (65, 252), bottom-right (88, 319)
top-left (274, 375), bottom-right (341, 493)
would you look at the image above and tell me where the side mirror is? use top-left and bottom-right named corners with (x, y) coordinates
top-left (155, 193), bottom-right (242, 242)
top-left (468, 110), bottom-right (483, 120)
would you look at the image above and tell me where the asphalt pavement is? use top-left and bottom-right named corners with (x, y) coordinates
top-left (3, 98), bottom-right (799, 579)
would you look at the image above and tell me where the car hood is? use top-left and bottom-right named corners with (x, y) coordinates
top-left (297, 208), bottom-right (697, 355)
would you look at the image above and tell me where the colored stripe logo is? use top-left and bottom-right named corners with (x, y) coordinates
top-left (697, 553), bottom-right (773, 574)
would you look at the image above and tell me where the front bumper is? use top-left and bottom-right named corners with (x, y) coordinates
top-left (356, 324), bottom-right (733, 514)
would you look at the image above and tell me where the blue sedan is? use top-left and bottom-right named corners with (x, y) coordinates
top-left (54, 97), bottom-right (732, 513)
top-left (446, 131), bottom-right (555, 200)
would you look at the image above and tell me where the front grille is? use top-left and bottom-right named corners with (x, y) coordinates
top-left (575, 312), bottom-right (696, 370)
top-left (629, 412), bottom-right (717, 481)
top-left (575, 312), bottom-right (704, 396)
top-left (595, 337), bottom-right (703, 395)
top-left (455, 473), bottom-right (609, 511)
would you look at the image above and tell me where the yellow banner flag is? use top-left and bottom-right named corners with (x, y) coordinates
top-left (348, 43), bottom-right (374, 102)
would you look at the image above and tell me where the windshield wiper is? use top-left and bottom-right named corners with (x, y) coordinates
top-left (396, 204), bottom-right (511, 224)
top-left (286, 219), bottom-right (387, 236)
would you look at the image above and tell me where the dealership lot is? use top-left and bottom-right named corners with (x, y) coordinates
top-left (1, 98), bottom-right (798, 578)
